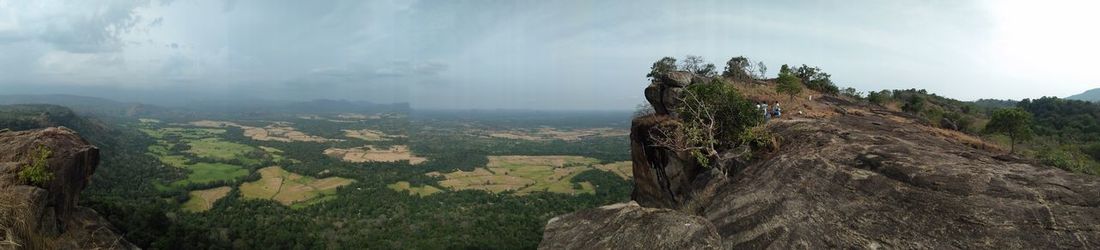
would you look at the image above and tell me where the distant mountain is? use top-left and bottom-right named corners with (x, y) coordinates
top-left (1067, 88), bottom-right (1100, 102)
top-left (0, 94), bottom-right (171, 117)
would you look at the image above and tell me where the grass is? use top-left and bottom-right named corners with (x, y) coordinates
top-left (431, 155), bottom-right (601, 195)
top-left (170, 163), bottom-right (248, 187)
top-left (239, 166), bottom-right (354, 207)
top-left (181, 186), bottom-right (232, 212)
top-left (593, 161), bottom-right (632, 180)
top-left (387, 181), bottom-right (443, 196)
top-left (186, 138), bottom-right (262, 165)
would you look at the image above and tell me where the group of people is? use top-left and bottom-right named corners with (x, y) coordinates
top-left (758, 101), bottom-right (781, 121)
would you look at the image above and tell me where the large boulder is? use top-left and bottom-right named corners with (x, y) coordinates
top-left (0, 127), bottom-right (135, 250)
top-left (539, 201), bottom-right (722, 250)
top-left (629, 115), bottom-right (707, 209)
top-left (644, 71), bottom-right (701, 116)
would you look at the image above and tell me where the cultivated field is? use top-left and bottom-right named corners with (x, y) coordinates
top-left (324, 145), bottom-right (428, 164)
top-left (387, 181), bottom-right (443, 197)
top-left (182, 186), bottom-right (232, 212)
top-left (343, 129), bottom-right (401, 141)
top-left (190, 120), bottom-right (338, 142)
top-left (486, 127), bottom-right (628, 141)
top-left (239, 166), bottom-right (354, 207)
top-left (428, 155), bottom-right (601, 195)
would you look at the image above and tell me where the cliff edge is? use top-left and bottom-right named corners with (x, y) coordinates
top-left (0, 127), bottom-right (135, 250)
top-left (540, 77), bottom-right (1100, 249)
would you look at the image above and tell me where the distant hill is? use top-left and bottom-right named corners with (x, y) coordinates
top-left (0, 94), bottom-right (171, 117)
top-left (1067, 88), bottom-right (1100, 102)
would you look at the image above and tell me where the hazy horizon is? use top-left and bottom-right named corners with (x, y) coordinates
top-left (1, 0), bottom-right (1097, 109)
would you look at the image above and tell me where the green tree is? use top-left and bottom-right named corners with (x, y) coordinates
top-left (722, 56), bottom-right (751, 81)
top-left (984, 108), bottom-right (1034, 154)
top-left (866, 90), bottom-right (890, 105)
top-left (646, 57), bottom-right (678, 80)
top-left (775, 74), bottom-right (802, 101)
top-left (20, 145), bottom-right (53, 186)
top-left (652, 79), bottom-right (762, 166)
top-left (902, 94), bottom-right (925, 113)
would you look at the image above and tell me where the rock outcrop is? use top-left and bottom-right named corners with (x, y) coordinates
top-left (0, 127), bottom-right (135, 250)
top-left (543, 90), bottom-right (1100, 249)
top-left (540, 201), bottom-right (721, 249)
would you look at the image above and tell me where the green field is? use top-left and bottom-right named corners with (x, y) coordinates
top-left (186, 138), bottom-right (262, 165)
top-left (170, 162), bottom-right (249, 187)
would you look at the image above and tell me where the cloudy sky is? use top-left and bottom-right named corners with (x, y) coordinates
top-left (1, 0), bottom-right (1097, 110)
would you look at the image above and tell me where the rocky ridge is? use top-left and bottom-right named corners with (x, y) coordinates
top-left (0, 127), bottom-right (135, 250)
top-left (540, 72), bottom-right (1100, 249)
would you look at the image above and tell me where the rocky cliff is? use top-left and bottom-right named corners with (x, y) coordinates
top-left (0, 127), bottom-right (135, 250)
top-left (541, 77), bottom-right (1100, 249)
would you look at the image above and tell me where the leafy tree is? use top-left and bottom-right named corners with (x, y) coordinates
top-left (984, 108), bottom-right (1034, 154)
top-left (775, 74), bottom-right (802, 101)
top-left (841, 87), bottom-right (862, 99)
top-left (20, 145), bottom-right (53, 186)
top-left (902, 94), bottom-right (925, 113)
top-left (793, 64), bottom-right (839, 94)
top-left (646, 57), bottom-right (677, 80)
top-left (778, 64), bottom-right (793, 77)
top-left (722, 56), bottom-right (752, 81)
top-left (698, 63), bottom-right (718, 77)
top-left (867, 90), bottom-right (890, 105)
top-left (651, 79), bottom-right (762, 167)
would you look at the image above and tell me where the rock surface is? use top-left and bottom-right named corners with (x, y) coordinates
top-left (539, 201), bottom-right (721, 250)
top-left (544, 92), bottom-right (1100, 249)
top-left (0, 127), bottom-right (135, 250)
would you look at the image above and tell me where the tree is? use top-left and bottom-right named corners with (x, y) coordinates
top-left (646, 57), bottom-right (678, 80)
top-left (984, 108), bottom-right (1034, 154)
top-left (794, 64), bottom-right (839, 95)
top-left (778, 64), bottom-right (793, 77)
top-left (722, 56), bottom-right (752, 81)
top-left (680, 55), bottom-right (705, 75)
top-left (698, 63), bottom-right (718, 77)
top-left (867, 90), bottom-right (890, 105)
top-left (650, 79), bottom-right (762, 167)
top-left (756, 61), bottom-right (767, 80)
top-left (775, 74), bottom-right (802, 101)
top-left (902, 94), bottom-right (925, 113)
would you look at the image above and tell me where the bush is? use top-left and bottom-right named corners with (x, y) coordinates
top-left (739, 126), bottom-right (778, 154)
top-left (19, 145), bottom-right (54, 186)
top-left (867, 90), bottom-right (890, 106)
top-left (659, 79), bottom-right (763, 166)
top-left (775, 74), bottom-right (802, 100)
top-left (1038, 149), bottom-right (1093, 174)
top-left (902, 94), bottom-right (926, 113)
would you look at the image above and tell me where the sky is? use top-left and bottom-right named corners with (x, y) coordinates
top-left (0, 0), bottom-right (1097, 110)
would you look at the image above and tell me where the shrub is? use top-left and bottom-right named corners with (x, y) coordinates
top-left (739, 126), bottom-right (778, 154)
top-left (902, 94), bottom-right (925, 113)
top-left (19, 145), bottom-right (53, 186)
top-left (867, 90), bottom-right (890, 106)
top-left (775, 74), bottom-right (802, 100)
top-left (653, 79), bottom-right (763, 166)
